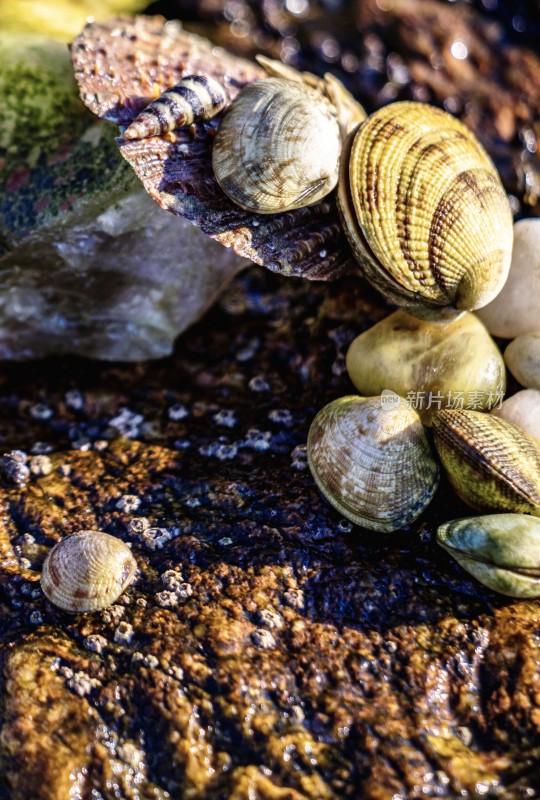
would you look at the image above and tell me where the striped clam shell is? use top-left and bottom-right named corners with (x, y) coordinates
top-left (41, 530), bottom-right (138, 612)
top-left (307, 395), bottom-right (439, 532)
top-left (432, 410), bottom-right (540, 515)
top-left (212, 77), bottom-right (342, 214)
top-left (338, 102), bottom-right (513, 320)
top-left (123, 75), bottom-right (227, 140)
top-left (437, 514), bottom-right (540, 598)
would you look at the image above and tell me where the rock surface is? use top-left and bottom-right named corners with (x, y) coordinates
top-left (1, 267), bottom-right (540, 799)
top-left (0, 34), bottom-right (245, 360)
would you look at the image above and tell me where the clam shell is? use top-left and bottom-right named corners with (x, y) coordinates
top-left (432, 410), bottom-right (540, 515)
top-left (346, 310), bottom-right (506, 424)
top-left (212, 77), bottom-right (341, 214)
top-left (338, 102), bottom-right (513, 319)
top-left (70, 16), bottom-right (356, 281)
top-left (307, 395), bottom-right (439, 532)
top-left (437, 514), bottom-right (540, 598)
top-left (41, 530), bottom-right (138, 612)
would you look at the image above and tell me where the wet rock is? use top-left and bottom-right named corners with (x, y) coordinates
top-left (0, 34), bottom-right (245, 361)
top-left (0, 267), bottom-right (538, 798)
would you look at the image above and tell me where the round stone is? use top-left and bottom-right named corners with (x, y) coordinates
top-left (504, 333), bottom-right (540, 390)
top-left (346, 310), bottom-right (506, 424)
top-left (476, 218), bottom-right (540, 338)
top-left (491, 389), bottom-right (540, 442)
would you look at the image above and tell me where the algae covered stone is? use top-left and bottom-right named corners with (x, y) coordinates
top-left (0, 34), bottom-right (245, 360)
top-left (346, 310), bottom-right (505, 424)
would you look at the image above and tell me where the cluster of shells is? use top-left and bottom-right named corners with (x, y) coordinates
top-left (149, 57), bottom-right (537, 600)
top-left (42, 50), bottom-right (540, 611)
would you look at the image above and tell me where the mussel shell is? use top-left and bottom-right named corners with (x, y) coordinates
top-left (338, 102), bottom-right (513, 319)
top-left (438, 514), bottom-right (540, 598)
top-left (307, 395), bottom-right (439, 532)
top-left (41, 530), bottom-right (138, 612)
top-left (432, 410), bottom-right (540, 515)
top-left (212, 77), bottom-right (341, 214)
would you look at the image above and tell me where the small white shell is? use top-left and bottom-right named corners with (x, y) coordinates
top-left (212, 77), bottom-right (341, 213)
top-left (41, 530), bottom-right (137, 612)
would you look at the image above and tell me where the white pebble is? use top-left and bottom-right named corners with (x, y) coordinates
top-left (477, 219), bottom-right (540, 338)
top-left (505, 333), bottom-right (540, 389)
top-left (491, 390), bottom-right (540, 441)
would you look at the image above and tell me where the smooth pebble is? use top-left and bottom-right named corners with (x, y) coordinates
top-left (492, 389), bottom-right (540, 441)
top-left (504, 333), bottom-right (540, 389)
top-left (477, 218), bottom-right (540, 338)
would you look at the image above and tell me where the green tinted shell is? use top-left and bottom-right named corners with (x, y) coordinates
top-left (438, 514), bottom-right (540, 598)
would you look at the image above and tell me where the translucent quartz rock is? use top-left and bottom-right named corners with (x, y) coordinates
top-left (0, 34), bottom-right (245, 361)
top-left (0, 190), bottom-right (245, 360)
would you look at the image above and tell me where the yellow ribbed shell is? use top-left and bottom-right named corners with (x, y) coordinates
top-left (432, 410), bottom-right (540, 515)
top-left (338, 102), bottom-right (513, 319)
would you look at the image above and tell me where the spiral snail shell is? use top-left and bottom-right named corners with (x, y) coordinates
top-left (41, 530), bottom-right (138, 612)
top-left (123, 75), bottom-right (227, 140)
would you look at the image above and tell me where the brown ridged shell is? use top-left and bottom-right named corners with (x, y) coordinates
top-left (338, 102), bottom-right (513, 319)
top-left (70, 16), bottom-right (357, 281)
top-left (432, 410), bottom-right (540, 514)
top-left (41, 530), bottom-right (138, 613)
top-left (307, 395), bottom-right (439, 532)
